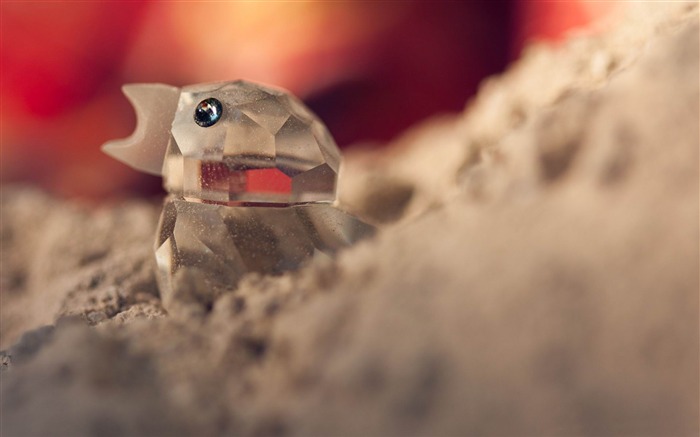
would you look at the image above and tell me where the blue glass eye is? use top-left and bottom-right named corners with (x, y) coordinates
top-left (194, 98), bottom-right (223, 127)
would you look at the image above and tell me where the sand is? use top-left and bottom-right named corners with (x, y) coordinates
top-left (1, 3), bottom-right (698, 435)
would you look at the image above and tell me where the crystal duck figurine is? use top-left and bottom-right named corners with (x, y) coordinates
top-left (103, 80), bottom-right (374, 313)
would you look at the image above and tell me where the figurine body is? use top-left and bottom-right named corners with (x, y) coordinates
top-left (103, 80), bottom-right (373, 312)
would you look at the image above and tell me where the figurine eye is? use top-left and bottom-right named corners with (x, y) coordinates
top-left (194, 98), bottom-right (223, 127)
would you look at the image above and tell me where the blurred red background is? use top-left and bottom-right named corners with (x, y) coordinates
top-left (1, 2), bottom-right (617, 199)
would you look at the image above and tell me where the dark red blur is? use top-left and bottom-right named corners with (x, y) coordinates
top-left (1, 2), bottom-right (617, 199)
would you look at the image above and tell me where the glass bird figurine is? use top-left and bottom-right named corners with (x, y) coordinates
top-left (102, 80), bottom-right (374, 314)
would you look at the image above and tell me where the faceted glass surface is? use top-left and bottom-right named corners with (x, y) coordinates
top-left (102, 79), bottom-right (376, 312)
top-left (155, 197), bottom-right (375, 310)
top-left (163, 80), bottom-right (340, 205)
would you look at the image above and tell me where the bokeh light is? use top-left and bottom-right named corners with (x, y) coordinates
top-left (1, 2), bottom-right (617, 199)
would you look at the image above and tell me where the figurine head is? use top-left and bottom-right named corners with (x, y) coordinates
top-left (102, 80), bottom-right (340, 205)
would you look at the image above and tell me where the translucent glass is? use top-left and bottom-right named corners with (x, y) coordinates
top-left (163, 81), bottom-right (340, 205)
top-left (155, 197), bottom-right (375, 309)
top-left (102, 83), bottom-right (181, 176)
top-left (102, 80), bottom-right (374, 311)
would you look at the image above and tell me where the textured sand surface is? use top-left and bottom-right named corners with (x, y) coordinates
top-left (1, 3), bottom-right (698, 436)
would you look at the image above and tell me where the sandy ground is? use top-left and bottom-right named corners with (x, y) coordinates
top-left (1, 3), bottom-right (698, 436)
